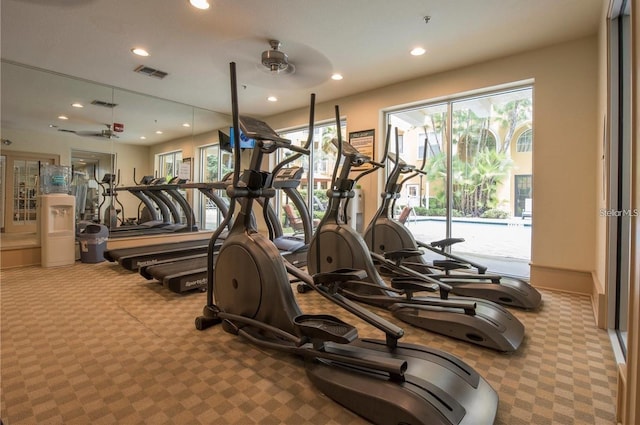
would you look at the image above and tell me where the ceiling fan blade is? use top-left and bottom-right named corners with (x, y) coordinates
top-left (57, 128), bottom-right (117, 139)
top-left (75, 131), bottom-right (104, 137)
top-left (102, 130), bottom-right (119, 139)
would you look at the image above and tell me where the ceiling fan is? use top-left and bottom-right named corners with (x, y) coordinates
top-left (216, 38), bottom-right (332, 91)
top-left (58, 124), bottom-right (119, 139)
top-left (261, 40), bottom-right (295, 75)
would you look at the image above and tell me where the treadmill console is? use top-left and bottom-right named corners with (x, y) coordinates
top-left (150, 177), bottom-right (167, 185)
top-left (168, 176), bottom-right (188, 184)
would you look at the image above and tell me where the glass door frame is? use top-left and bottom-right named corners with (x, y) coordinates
top-left (606, 1), bottom-right (631, 359)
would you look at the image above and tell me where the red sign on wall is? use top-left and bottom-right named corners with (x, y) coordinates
top-left (113, 122), bottom-right (124, 132)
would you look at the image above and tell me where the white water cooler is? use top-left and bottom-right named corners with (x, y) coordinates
top-left (348, 188), bottom-right (364, 233)
top-left (40, 194), bottom-right (76, 267)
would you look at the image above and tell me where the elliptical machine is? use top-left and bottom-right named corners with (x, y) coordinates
top-left (97, 171), bottom-right (124, 228)
top-left (196, 63), bottom-right (498, 425)
top-left (306, 124), bottom-right (525, 352)
top-left (363, 131), bottom-right (542, 310)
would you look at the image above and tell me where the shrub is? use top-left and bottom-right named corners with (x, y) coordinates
top-left (480, 208), bottom-right (510, 219)
top-left (412, 207), bottom-right (462, 217)
top-left (413, 206), bottom-right (428, 216)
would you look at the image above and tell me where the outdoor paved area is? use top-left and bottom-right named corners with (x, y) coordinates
top-left (403, 217), bottom-right (532, 278)
top-left (206, 208), bottom-right (533, 278)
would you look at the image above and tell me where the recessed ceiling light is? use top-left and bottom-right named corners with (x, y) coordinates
top-left (182, 123), bottom-right (191, 127)
top-left (131, 48), bottom-right (150, 57)
top-left (71, 103), bottom-right (84, 108)
top-left (410, 47), bottom-right (426, 56)
top-left (140, 136), bottom-right (147, 140)
top-left (155, 130), bottom-right (163, 134)
top-left (189, 0), bottom-right (210, 10)
top-left (267, 96), bottom-right (278, 102)
top-left (331, 73), bottom-right (343, 81)
top-left (58, 115), bottom-right (69, 120)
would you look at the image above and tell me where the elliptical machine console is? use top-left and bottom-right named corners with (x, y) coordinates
top-left (196, 62), bottom-right (498, 425)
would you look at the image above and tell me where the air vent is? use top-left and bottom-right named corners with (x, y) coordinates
top-left (134, 65), bottom-right (168, 79)
top-left (91, 100), bottom-right (118, 108)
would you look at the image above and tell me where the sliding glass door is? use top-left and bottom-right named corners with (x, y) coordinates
top-left (386, 86), bottom-right (533, 277)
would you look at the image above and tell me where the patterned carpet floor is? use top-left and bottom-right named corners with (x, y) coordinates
top-left (1, 260), bottom-right (618, 424)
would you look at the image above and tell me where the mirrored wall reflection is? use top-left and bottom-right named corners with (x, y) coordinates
top-left (71, 150), bottom-right (115, 224)
top-left (188, 107), bottom-right (233, 231)
top-left (1, 59), bottom-right (231, 241)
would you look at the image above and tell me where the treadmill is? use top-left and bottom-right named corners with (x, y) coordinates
top-left (104, 184), bottom-right (232, 273)
top-left (104, 238), bottom-right (212, 270)
top-left (109, 176), bottom-right (195, 237)
top-left (111, 176), bottom-right (168, 232)
top-left (140, 166), bottom-right (312, 293)
top-left (145, 176), bottom-right (198, 232)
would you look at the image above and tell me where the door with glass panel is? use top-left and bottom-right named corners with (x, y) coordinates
top-left (3, 154), bottom-right (57, 233)
top-left (386, 87), bottom-right (533, 277)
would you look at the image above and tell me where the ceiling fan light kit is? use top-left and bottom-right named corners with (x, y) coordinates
top-left (261, 40), bottom-right (289, 73)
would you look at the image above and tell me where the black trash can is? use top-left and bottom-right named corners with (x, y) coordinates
top-left (77, 224), bottom-right (109, 263)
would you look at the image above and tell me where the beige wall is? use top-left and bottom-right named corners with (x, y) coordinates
top-left (594, 0), bottom-right (611, 305)
top-left (267, 36), bottom-right (599, 283)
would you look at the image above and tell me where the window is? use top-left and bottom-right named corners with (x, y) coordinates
top-left (157, 151), bottom-right (182, 180)
top-left (516, 129), bottom-right (533, 152)
top-left (277, 120), bottom-right (346, 232)
top-left (386, 86), bottom-right (533, 277)
top-left (514, 175), bottom-right (532, 217)
top-left (200, 145), bottom-right (232, 183)
top-left (197, 144), bottom-right (233, 230)
top-left (418, 132), bottom-right (442, 160)
top-left (456, 129), bottom-right (498, 161)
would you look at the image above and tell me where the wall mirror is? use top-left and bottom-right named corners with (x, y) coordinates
top-left (1, 60), bottom-right (231, 242)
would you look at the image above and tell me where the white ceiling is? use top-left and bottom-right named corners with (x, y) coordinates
top-left (1, 0), bottom-right (603, 145)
